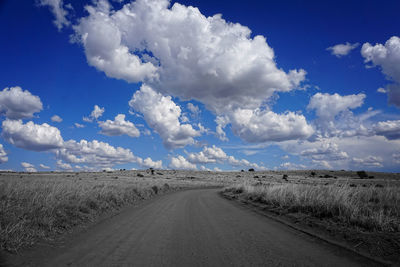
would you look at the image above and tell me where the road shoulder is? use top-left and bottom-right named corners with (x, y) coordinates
top-left (220, 190), bottom-right (398, 266)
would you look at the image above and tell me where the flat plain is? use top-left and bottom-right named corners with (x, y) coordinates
top-left (1, 169), bottom-right (399, 266)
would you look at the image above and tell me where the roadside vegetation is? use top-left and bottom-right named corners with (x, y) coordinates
top-left (0, 170), bottom-right (224, 252)
top-left (224, 182), bottom-right (400, 232)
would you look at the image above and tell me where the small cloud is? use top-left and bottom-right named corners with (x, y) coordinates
top-left (214, 167), bottom-right (222, 172)
top-left (187, 103), bottom-right (201, 118)
top-left (377, 87), bottom-right (387, 94)
top-left (74, 123), bottom-right (85, 128)
top-left (83, 105), bottom-right (105, 122)
top-left (327, 42), bottom-right (359, 57)
top-left (0, 86), bottom-right (43, 120)
top-left (21, 162), bottom-right (37, 172)
top-left (242, 150), bottom-right (259, 156)
top-left (39, 163), bottom-right (50, 169)
top-left (38, 0), bottom-right (70, 31)
top-left (98, 114), bottom-right (140, 138)
top-left (51, 115), bottom-right (63, 122)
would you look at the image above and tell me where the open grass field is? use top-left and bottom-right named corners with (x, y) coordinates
top-left (1, 169), bottom-right (399, 263)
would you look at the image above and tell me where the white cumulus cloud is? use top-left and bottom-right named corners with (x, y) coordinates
top-left (362, 36), bottom-right (400, 107)
top-left (73, 0), bottom-right (306, 114)
top-left (21, 162), bottom-right (37, 172)
top-left (0, 144), bottom-right (8, 163)
top-left (308, 93), bottom-right (365, 120)
top-left (56, 139), bottom-right (139, 167)
top-left (373, 120), bottom-right (400, 140)
top-left (0, 86), bottom-right (43, 120)
top-left (72, 0), bottom-right (310, 144)
top-left (229, 109), bottom-right (314, 142)
top-left (186, 145), bottom-right (264, 170)
top-left (83, 105), bottom-right (105, 122)
top-left (2, 120), bottom-right (64, 151)
top-left (169, 155), bottom-right (197, 170)
top-left (98, 114), bottom-right (140, 137)
top-left (327, 42), bottom-right (359, 57)
top-left (38, 0), bottom-right (70, 31)
top-left (51, 115), bottom-right (63, 122)
top-left (39, 163), bottom-right (50, 169)
top-left (129, 84), bottom-right (199, 149)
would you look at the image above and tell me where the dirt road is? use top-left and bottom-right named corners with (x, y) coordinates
top-left (6, 188), bottom-right (379, 266)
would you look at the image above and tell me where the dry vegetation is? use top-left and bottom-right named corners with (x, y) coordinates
top-left (225, 182), bottom-right (400, 232)
top-left (0, 170), bottom-right (232, 252)
top-left (223, 170), bottom-right (400, 263)
top-left (1, 168), bottom-right (399, 262)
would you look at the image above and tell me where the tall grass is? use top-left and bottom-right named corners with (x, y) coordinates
top-left (226, 182), bottom-right (400, 232)
top-left (0, 176), bottom-right (184, 252)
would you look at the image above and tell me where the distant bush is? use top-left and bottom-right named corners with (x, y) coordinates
top-left (137, 173), bottom-right (144, 177)
top-left (248, 168), bottom-right (255, 172)
top-left (310, 171), bottom-right (316, 176)
top-left (282, 174), bottom-right (288, 180)
top-left (357, 170), bottom-right (368, 179)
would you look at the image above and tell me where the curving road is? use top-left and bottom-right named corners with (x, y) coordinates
top-left (8, 188), bottom-right (378, 266)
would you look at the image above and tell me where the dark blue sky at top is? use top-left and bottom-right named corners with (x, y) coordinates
top-left (0, 0), bottom-right (399, 171)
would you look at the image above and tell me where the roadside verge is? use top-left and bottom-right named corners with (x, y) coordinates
top-left (221, 190), bottom-right (398, 266)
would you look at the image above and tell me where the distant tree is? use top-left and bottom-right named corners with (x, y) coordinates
top-left (356, 170), bottom-right (368, 179)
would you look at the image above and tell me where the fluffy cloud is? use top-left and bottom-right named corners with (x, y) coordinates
top-left (351, 156), bottom-right (383, 168)
top-left (300, 142), bottom-right (348, 161)
top-left (2, 120), bottom-right (64, 151)
top-left (327, 42), bottom-right (359, 57)
top-left (308, 93), bottom-right (365, 120)
top-left (56, 160), bottom-right (73, 170)
top-left (74, 123), bottom-right (85, 128)
top-left (39, 163), bottom-right (50, 169)
top-left (72, 0), bottom-right (310, 144)
top-left (362, 36), bottom-right (400, 107)
top-left (55, 138), bottom-right (161, 169)
top-left (187, 145), bottom-right (227, 164)
top-left (83, 105), bottom-right (105, 122)
top-left (280, 134), bottom-right (400, 170)
top-left (73, 0), bottom-right (306, 114)
top-left (187, 103), bottom-right (200, 118)
top-left (393, 153), bottom-right (400, 164)
top-left (98, 114), bottom-right (140, 137)
top-left (307, 92), bottom-right (369, 138)
top-left (377, 87), bottom-right (387, 94)
top-left (229, 109), bottom-right (314, 142)
top-left (21, 162), bottom-right (37, 172)
top-left (186, 145), bottom-right (264, 169)
top-left (138, 157), bottom-right (163, 169)
top-left (0, 87), bottom-right (43, 120)
top-left (129, 85), bottom-right (199, 149)
top-left (0, 144), bottom-right (8, 163)
top-left (373, 120), bottom-right (400, 140)
top-left (215, 116), bottom-right (229, 142)
top-left (277, 162), bottom-right (307, 170)
top-left (169, 155), bottom-right (197, 170)
top-left (38, 0), bottom-right (70, 31)
top-left (51, 115), bottom-right (63, 122)
top-left (56, 139), bottom-right (140, 167)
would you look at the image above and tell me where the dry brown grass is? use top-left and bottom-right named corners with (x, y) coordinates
top-left (225, 181), bottom-right (400, 232)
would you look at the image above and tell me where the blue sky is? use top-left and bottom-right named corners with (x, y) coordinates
top-left (0, 0), bottom-right (399, 172)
